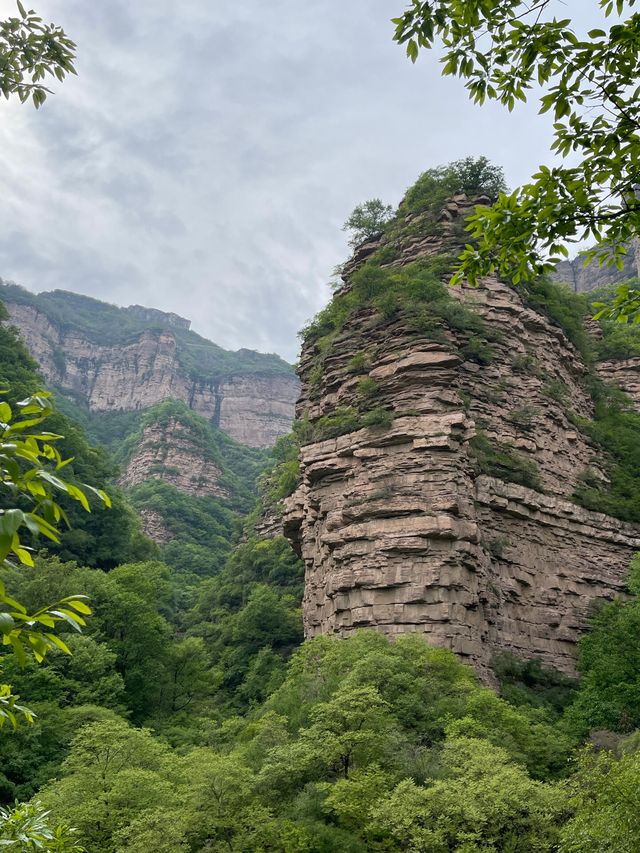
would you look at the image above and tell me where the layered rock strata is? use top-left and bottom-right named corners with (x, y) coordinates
top-left (119, 417), bottom-right (229, 499)
top-left (552, 244), bottom-right (638, 293)
top-left (596, 357), bottom-right (640, 410)
top-left (284, 195), bottom-right (640, 678)
top-left (5, 301), bottom-right (298, 448)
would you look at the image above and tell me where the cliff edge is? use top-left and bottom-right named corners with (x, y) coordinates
top-left (284, 189), bottom-right (640, 679)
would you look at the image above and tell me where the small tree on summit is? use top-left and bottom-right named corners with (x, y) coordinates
top-left (343, 198), bottom-right (394, 246)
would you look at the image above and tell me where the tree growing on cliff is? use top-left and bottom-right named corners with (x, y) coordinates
top-left (1, 1), bottom-right (76, 108)
top-left (344, 199), bottom-right (394, 246)
top-left (393, 1), bottom-right (640, 317)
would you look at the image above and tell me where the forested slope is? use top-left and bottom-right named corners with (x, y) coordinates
top-left (3, 166), bottom-right (640, 851)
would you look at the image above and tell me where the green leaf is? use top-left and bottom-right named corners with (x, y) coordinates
top-left (0, 613), bottom-right (15, 635)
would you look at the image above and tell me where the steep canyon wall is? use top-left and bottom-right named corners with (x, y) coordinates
top-left (284, 195), bottom-right (640, 679)
top-left (4, 299), bottom-right (298, 448)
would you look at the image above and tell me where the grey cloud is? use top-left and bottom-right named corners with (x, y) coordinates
top-left (0, 0), bottom-right (594, 361)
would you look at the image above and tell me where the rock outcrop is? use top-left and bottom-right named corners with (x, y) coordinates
top-left (596, 357), bottom-right (640, 410)
top-left (4, 297), bottom-right (298, 448)
top-left (552, 243), bottom-right (638, 293)
top-left (284, 195), bottom-right (640, 679)
top-left (119, 417), bottom-right (229, 499)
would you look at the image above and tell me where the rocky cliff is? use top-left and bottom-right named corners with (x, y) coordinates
top-left (119, 416), bottom-right (230, 499)
top-left (284, 192), bottom-right (640, 679)
top-left (552, 242), bottom-right (638, 293)
top-left (1, 286), bottom-right (298, 449)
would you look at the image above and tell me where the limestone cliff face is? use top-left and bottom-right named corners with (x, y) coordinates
top-left (118, 417), bottom-right (229, 499)
top-left (596, 357), bottom-right (640, 409)
top-left (552, 244), bottom-right (638, 293)
top-left (5, 301), bottom-right (298, 449)
top-left (284, 195), bottom-right (640, 679)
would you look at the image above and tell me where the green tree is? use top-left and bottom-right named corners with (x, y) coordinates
top-left (561, 745), bottom-right (640, 852)
top-left (401, 157), bottom-right (507, 214)
top-left (112, 809), bottom-right (189, 853)
top-left (0, 1), bottom-right (76, 108)
top-left (343, 199), bottom-right (394, 246)
top-left (159, 636), bottom-right (214, 714)
top-left (393, 1), bottom-right (640, 317)
top-left (369, 737), bottom-right (564, 852)
top-left (259, 685), bottom-right (399, 797)
top-left (39, 719), bottom-right (174, 853)
top-left (177, 749), bottom-right (274, 851)
top-left (186, 537), bottom-right (303, 713)
top-left (564, 557), bottom-right (640, 736)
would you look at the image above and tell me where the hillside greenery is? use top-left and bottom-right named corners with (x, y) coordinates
top-left (3, 165), bottom-right (640, 851)
top-left (0, 281), bottom-right (293, 381)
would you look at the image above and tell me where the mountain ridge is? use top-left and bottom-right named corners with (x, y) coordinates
top-left (1, 281), bottom-right (299, 449)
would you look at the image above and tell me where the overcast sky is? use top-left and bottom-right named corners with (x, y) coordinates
top-left (0, 0), bottom-right (600, 361)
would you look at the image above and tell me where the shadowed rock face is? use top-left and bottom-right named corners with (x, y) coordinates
top-left (5, 301), bottom-right (298, 449)
top-left (284, 195), bottom-right (640, 680)
top-left (551, 248), bottom-right (637, 293)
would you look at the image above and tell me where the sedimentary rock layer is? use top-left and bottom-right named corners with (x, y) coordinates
top-left (6, 301), bottom-right (298, 448)
top-left (118, 417), bottom-right (229, 498)
top-left (285, 195), bottom-right (640, 678)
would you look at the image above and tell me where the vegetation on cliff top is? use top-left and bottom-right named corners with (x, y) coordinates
top-left (393, 1), bottom-right (640, 329)
top-left (295, 164), bottom-right (640, 523)
top-left (0, 282), bottom-right (293, 381)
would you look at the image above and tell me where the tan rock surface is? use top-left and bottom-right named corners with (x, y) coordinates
top-left (6, 302), bottom-right (298, 448)
top-left (138, 509), bottom-right (172, 545)
top-left (597, 357), bottom-right (640, 410)
top-left (285, 196), bottom-right (640, 678)
top-left (118, 418), bottom-right (229, 499)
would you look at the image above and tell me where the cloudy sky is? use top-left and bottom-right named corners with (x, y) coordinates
top-left (0, 0), bottom-right (599, 361)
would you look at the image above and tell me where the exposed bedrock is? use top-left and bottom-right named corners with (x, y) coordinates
top-left (285, 195), bottom-right (640, 679)
top-left (5, 302), bottom-right (298, 448)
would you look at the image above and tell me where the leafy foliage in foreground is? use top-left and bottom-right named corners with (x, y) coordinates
top-left (0, 1), bottom-right (76, 108)
top-left (563, 556), bottom-right (640, 737)
top-left (0, 391), bottom-right (109, 730)
top-left (0, 801), bottom-right (83, 852)
top-left (393, 1), bottom-right (640, 327)
top-left (0, 305), bottom-right (154, 569)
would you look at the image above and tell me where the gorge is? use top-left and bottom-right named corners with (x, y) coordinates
top-left (3, 185), bottom-right (640, 683)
